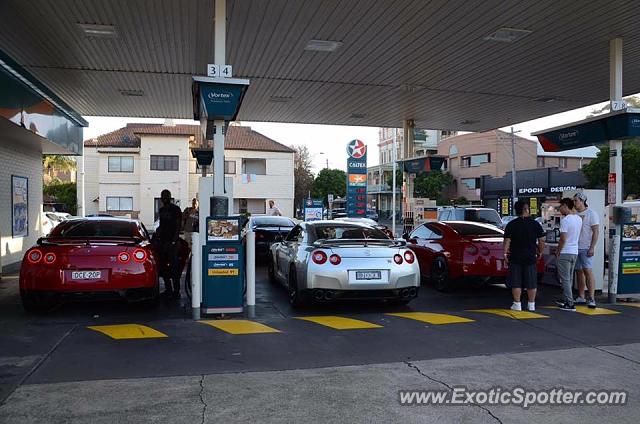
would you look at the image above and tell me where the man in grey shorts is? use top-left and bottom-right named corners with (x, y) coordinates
top-left (573, 192), bottom-right (599, 308)
top-left (555, 198), bottom-right (582, 311)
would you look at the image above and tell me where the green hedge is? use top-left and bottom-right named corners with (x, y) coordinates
top-left (44, 182), bottom-right (77, 215)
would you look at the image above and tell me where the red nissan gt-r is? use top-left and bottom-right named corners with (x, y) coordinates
top-left (404, 221), bottom-right (544, 291)
top-left (20, 217), bottom-right (161, 311)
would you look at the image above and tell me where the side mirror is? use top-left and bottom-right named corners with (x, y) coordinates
top-left (401, 232), bottom-right (410, 240)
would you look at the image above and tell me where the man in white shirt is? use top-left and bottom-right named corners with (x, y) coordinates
top-left (267, 200), bottom-right (282, 216)
top-left (573, 192), bottom-right (600, 309)
top-left (555, 198), bottom-right (582, 311)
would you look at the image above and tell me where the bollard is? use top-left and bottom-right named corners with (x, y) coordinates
top-left (191, 232), bottom-right (201, 320)
top-left (246, 230), bottom-right (256, 317)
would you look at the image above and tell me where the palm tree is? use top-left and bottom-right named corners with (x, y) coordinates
top-left (43, 155), bottom-right (76, 184)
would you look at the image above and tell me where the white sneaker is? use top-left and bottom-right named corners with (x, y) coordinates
top-left (510, 302), bottom-right (522, 311)
top-left (574, 296), bottom-right (586, 305)
top-left (528, 302), bottom-right (536, 311)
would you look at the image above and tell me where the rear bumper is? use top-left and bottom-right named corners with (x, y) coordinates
top-left (305, 287), bottom-right (418, 301)
top-left (19, 265), bottom-right (158, 292)
top-left (21, 287), bottom-right (158, 303)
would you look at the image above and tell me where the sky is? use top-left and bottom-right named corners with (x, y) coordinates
top-left (82, 97), bottom-right (622, 174)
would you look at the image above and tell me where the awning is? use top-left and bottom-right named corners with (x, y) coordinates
top-left (396, 156), bottom-right (447, 173)
top-left (533, 109), bottom-right (640, 152)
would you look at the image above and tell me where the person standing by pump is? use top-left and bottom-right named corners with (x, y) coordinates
top-left (555, 198), bottom-right (582, 311)
top-left (503, 200), bottom-right (546, 312)
top-left (182, 198), bottom-right (199, 248)
top-left (573, 192), bottom-right (599, 309)
top-left (157, 189), bottom-right (183, 299)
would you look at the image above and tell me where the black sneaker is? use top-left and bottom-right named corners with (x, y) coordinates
top-left (558, 302), bottom-right (576, 311)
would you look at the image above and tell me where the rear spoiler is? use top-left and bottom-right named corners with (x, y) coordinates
top-left (37, 236), bottom-right (143, 246)
top-left (313, 238), bottom-right (406, 248)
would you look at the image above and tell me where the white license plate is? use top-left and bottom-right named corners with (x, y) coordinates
top-left (71, 271), bottom-right (102, 280)
top-left (356, 271), bottom-right (382, 280)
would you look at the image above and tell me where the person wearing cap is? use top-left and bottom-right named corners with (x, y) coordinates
top-left (573, 192), bottom-right (600, 309)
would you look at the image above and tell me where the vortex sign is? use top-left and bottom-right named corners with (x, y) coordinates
top-left (347, 139), bottom-right (367, 159)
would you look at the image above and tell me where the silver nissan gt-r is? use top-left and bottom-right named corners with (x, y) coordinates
top-left (268, 220), bottom-right (420, 306)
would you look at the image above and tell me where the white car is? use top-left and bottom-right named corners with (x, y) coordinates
top-left (269, 220), bottom-right (420, 306)
top-left (41, 212), bottom-right (70, 235)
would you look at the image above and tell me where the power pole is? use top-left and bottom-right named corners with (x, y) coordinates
top-left (510, 127), bottom-right (520, 214)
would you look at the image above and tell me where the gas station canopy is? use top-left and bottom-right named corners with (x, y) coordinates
top-left (1, 0), bottom-right (640, 131)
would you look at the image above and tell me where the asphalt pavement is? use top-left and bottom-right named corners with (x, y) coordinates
top-left (1, 266), bottom-right (640, 423)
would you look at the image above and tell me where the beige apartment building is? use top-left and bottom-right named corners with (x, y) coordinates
top-left (437, 130), bottom-right (598, 202)
top-left (80, 123), bottom-right (294, 228)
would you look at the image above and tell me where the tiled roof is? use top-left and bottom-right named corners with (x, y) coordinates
top-left (84, 123), bottom-right (294, 153)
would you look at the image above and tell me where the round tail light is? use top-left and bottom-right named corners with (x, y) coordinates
top-left (133, 249), bottom-right (147, 262)
top-left (311, 250), bottom-right (328, 265)
top-left (329, 254), bottom-right (341, 265)
top-left (27, 249), bottom-right (43, 264)
top-left (118, 252), bottom-right (130, 263)
top-left (44, 253), bottom-right (57, 264)
top-left (403, 250), bottom-right (415, 264)
top-left (394, 254), bottom-right (403, 265)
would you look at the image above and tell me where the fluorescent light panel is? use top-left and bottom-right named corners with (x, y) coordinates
top-left (78, 23), bottom-right (117, 38)
top-left (484, 27), bottom-right (531, 43)
top-left (305, 39), bottom-right (343, 52)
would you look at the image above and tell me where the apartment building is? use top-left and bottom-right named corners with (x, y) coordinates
top-left (80, 123), bottom-right (294, 228)
top-left (437, 130), bottom-right (598, 202)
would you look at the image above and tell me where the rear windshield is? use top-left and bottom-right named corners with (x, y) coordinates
top-left (446, 222), bottom-right (503, 236)
top-left (49, 220), bottom-right (138, 238)
top-left (252, 217), bottom-right (295, 227)
top-left (314, 224), bottom-right (388, 240)
top-left (465, 209), bottom-right (502, 226)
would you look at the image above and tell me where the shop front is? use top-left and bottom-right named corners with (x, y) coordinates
top-left (481, 167), bottom-right (587, 217)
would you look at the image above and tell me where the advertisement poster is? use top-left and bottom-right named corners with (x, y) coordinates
top-left (304, 199), bottom-right (324, 221)
top-left (346, 139), bottom-right (367, 218)
top-left (207, 218), bottom-right (240, 241)
top-left (11, 175), bottom-right (28, 237)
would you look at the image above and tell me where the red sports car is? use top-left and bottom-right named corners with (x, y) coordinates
top-left (20, 217), bottom-right (161, 311)
top-left (404, 221), bottom-right (544, 291)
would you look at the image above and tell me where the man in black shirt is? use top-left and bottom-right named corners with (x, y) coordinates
top-left (157, 189), bottom-right (182, 299)
top-left (503, 200), bottom-right (545, 312)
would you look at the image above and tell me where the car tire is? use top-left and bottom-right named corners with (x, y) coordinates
top-left (268, 258), bottom-right (277, 284)
top-left (20, 290), bottom-right (51, 313)
top-left (431, 257), bottom-right (452, 292)
top-left (288, 266), bottom-right (308, 308)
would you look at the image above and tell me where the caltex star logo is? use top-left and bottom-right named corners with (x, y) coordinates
top-left (347, 139), bottom-right (367, 159)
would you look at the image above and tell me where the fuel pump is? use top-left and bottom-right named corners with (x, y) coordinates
top-left (610, 202), bottom-right (640, 299)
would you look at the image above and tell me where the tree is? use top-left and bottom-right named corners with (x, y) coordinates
top-left (43, 181), bottom-right (77, 214)
top-left (312, 168), bottom-right (346, 203)
top-left (291, 145), bottom-right (315, 215)
top-left (582, 143), bottom-right (640, 198)
top-left (588, 95), bottom-right (640, 117)
top-left (386, 170), bottom-right (403, 188)
top-left (412, 171), bottom-right (454, 204)
top-left (43, 155), bottom-right (76, 184)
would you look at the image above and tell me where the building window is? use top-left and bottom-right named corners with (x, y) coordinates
top-left (108, 156), bottom-right (134, 173)
top-left (106, 197), bottom-right (133, 211)
top-left (461, 178), bottom-right (481, 190)
top-left (559, 157), bottom-right (567, 168)
top-left (537, 157), bottom-right (545, 168)
top-left (461, 153), bottom-right (490, 168)
top-left (150, 155), bottom-right (179, 171)
top-left (242, 158), bottom-right (266, 175)
top-left (225, 160), bottom-right (236, 174)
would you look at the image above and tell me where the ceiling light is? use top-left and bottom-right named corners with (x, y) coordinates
top-left (534, 97), bottom-right (555, 103)
top-left (269, 96), bottom-right (293, 103)
top-left (119, 89), bottom-right (145, 97)
top-left (397, 84), bottom-right (426, 93)
top-left (305, 39), bottom-right (343, 52)
top-left (350, 113), bottom-right (367, 119)
top-left (78, 23), bottom-right (117, 38)
top-left (459, 119), bottom-right (479, 125)
top-left (484, 27), bottom-right (531, 43)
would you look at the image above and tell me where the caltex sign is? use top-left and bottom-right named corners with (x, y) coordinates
top-left (346, 139), bottom-right (367, 218)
